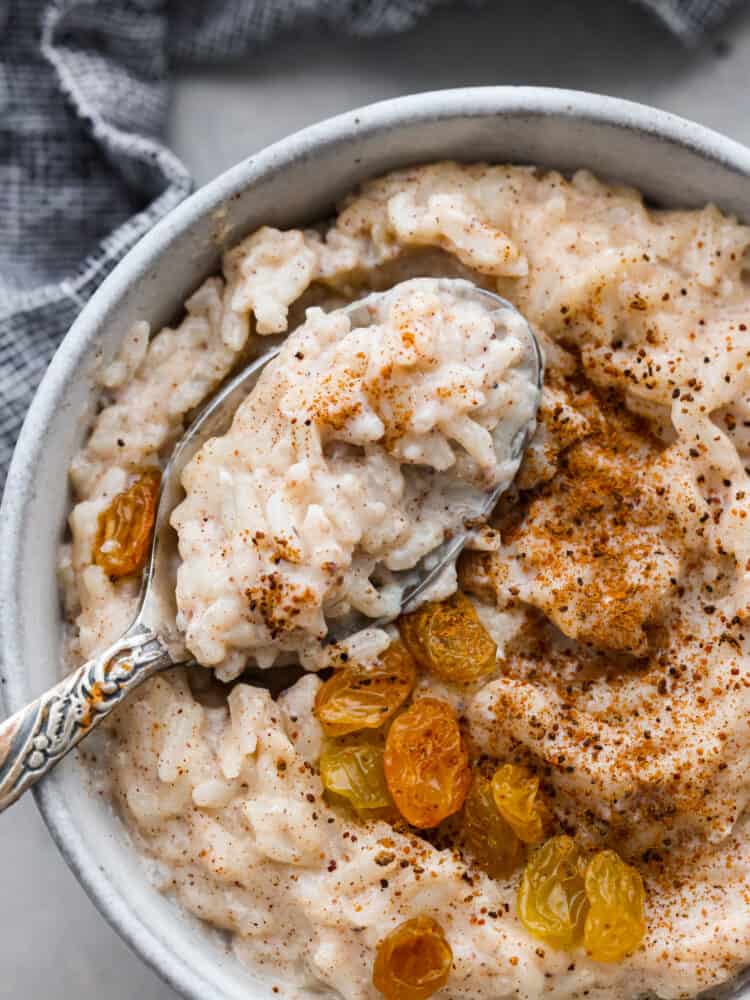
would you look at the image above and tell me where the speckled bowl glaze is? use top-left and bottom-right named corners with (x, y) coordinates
top-left (4, 87), bottom-right (750, 1000)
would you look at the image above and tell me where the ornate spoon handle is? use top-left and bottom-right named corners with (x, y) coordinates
top-left (0, 626), bottom-right (172, 812)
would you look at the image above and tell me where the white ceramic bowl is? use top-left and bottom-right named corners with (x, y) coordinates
top-left (4, 86), bottom-right (750, 1000)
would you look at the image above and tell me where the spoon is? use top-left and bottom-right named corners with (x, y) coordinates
top-left (0, 279), bottom-right (543, 812)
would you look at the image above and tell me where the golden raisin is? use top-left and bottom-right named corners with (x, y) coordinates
top-left (320, 742), bottom-right (392, 815)
top-left (461, 774), bottom-right (525, 879)
top-left (399, 591), bottom-right (497, 684)
top-left (517, 835), bottom-right (588, 950)
top-left (491, 763), bottom-right (550, 845)
top-left (314, 641), bottom-right (416, 737)
top-left (373, 916), bottom-right (452, 1000)
top-left (92, 468), bottom-right (160, 578)
top-left (584, 850), bottom-right (646, 963)
top-left (384, 698), bottom-right (471, 828)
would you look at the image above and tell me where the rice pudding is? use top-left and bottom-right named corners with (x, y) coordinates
top-left (60, 162), bottom-right (750, 1000)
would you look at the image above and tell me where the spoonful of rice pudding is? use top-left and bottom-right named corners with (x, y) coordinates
top-left (0, 277), bottom-right (542, 810)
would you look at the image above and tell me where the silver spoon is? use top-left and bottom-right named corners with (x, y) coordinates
top-left (0, 279), bottom-right (542, 812)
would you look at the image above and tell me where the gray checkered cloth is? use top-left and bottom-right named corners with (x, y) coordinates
top-left (0, 0), bottom-right (741, 492)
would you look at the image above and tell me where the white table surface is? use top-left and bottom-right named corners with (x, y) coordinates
top-left (4, 1), bottom-right (750, 996)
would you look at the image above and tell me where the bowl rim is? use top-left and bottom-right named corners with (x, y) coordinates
top-left (4, 84), bottom-right (750, 999)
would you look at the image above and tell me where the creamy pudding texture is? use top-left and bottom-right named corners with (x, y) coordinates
top-left (171, 278), bottom-right (538, 677)
top-left (60, 163), bottom-right (750, 1000)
